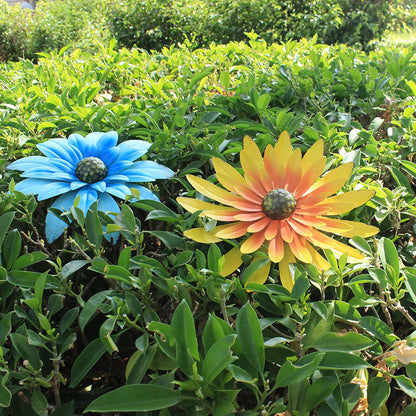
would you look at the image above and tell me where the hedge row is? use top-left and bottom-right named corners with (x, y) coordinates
top-left (0, 0), bottom-right (403, 62)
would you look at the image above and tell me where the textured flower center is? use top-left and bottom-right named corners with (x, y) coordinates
top-left (261, 188), bottom-right (297, 220)
top-left (75, 157), bottom-right (108, 183)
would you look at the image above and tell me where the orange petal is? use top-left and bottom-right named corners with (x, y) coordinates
top-left (220, 247), bottom-right (243, 277)
top-left (280, 221), bottom-right (294, 243)
top-left (307, 229), bottom-right (365, 262)
top-left (240, 136), bottom-right (268, 195)
top-left (318, 218), bottom-right (379, 238)
top-left (177, 197), bottom-right (240, 221)
top-left (247, 217), bottom-right (271, 233)
top-left (297, 177), bottom-right (347, 206)
top-left (234, 212), bottom-right (265, 222)
top-left (285, 148), bottom-right (302, 192)
top-left (307, 163), bottom-right (353, 193)
top-left (215, 222), bottom-right (250, 239)
top-left (187, 175), bottom-right (262, 212)
top-left (212, 157), bottom-right (262, 203)
top-left (294, 156), bottom-right (326, 198)
top-left (184, 227), bottom-right (222, 243)
top-left (289, 233), bottom-right (312, 263)
top-left (301, 139), bottom-right (324, 174)
top-left (290, 213), bottom-right (327, 229)
top-left (278, 247), bottom-right (296, 291)
top-left (268, 234), bottom-right (284, 262)
top-left (306, 241), bottom-right (330, 270)
top-left (240, 230), bottom-right (266, 253)
top-left (316, 189), bottom-right (376, 215)
top-left (286, 218), bottom-right (313, 237)
top-left (265, 220), bottom-right (280, 240)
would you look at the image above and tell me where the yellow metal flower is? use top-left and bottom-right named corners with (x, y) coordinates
top-left (178, 132), bottom-right (378, 290)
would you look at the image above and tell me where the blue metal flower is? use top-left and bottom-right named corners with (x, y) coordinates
top-left (8, 131), bottom-right (174, 242)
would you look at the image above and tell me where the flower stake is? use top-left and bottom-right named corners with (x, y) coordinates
top-left (178, 131), bottom-right (378, 290)
top-left (8, 131), bottom-right (174, 242)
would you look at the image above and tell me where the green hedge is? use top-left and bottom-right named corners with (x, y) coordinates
top-left (0, 0), bottom-right (400, 62)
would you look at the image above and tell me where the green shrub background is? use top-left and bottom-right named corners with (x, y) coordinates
top-left (0, 0), bottom-right (401, 62)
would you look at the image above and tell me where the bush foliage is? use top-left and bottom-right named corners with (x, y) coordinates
top-left (0, 0), bottom-right (400, 62)
top-left (1, 34), bottom-right (416, 414)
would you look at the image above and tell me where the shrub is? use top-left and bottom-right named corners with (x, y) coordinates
top-left (0, 0), bottom-right (34, 61)
top-left (29, 0), bottom-right (111, 56)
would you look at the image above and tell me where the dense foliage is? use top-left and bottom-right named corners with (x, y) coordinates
top-left (1, 35), bottom-right (416, 414)
top-left (0, 0), bottom-right (401, 62)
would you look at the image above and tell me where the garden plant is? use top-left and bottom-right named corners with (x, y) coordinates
top-left (1, 1), bottom-right (416, 415)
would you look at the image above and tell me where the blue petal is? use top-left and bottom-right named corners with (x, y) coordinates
top-left (75, 187), bottom-right (98, 214)
top-left (107, 160), bottom-right (133, 175)
top-left (21, 169), bottom-right (76, 181)
top-left (97, 193), bottom-right (120, 243)
top-left (97, 132), bottom-right (119, 167)
top-left (15, 178), bottom-right (71, 200)
top-left (8, 156), bottom-right (54, 171)
top-left (130, 185), bottom-right (160, 201)
top-left (115, 140), bottom-right (152, 162)
top-left (68, 133), bottom-right (98, 158)
top-left (120, 160), bottom-right (174, 181)
top-left (105, 174), bottom-right (130, 182)
top-left (70, 181), bottom-right (88, 191)
top-left (97, 192), bottom-right (120, 214)
top-left (100, 146), bottom-right (119, 167)
top-left (37, 139), bottom-right (83, 163)
top-left (97, 131), bottom-right (118, 153)
top-left (45, 191), bottom-right (78, 242)
top-left (105, 183), bottom-right (131, 199)
top-left (91, 180), bottom-right (106, 193)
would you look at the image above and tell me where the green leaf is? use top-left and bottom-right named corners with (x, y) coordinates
top-left (171, 299), bottom-right (199, 375)
top-left (86, 205), bottom-right (103, 248)
top-left (126, 344), bottom-right (157, 385)
top-left (7, 270), bottom-right (61, 290)
top-left (61, 260), bottom-right (90, 280)
top-left (310, 332), bottom-right (374, 352)
top-left (318, 352), bottom-right (371, 370)
top-left (31, 390), bottom-right (48, 415)
top-left (202, 314), bottom-right (226, 354)
top-left (275, 352), bottom-right (324, 388)
top-left (395, 375), bottom-right (416, 399)
top-left (0, 384), bottom-right (11, 408)
top-left (0, 212), bottom-right (15, 254)
top-left (99, 318), bottom-right (118, 353)
top-left (236, 302), bottom-right (265, 373)
top-left (12, 251), bottom-right (48, 270)
top-left (79, 290), bottom-right (112, 332)
top-left (304, 376), bottom-right (338, 413)
top-left (368, 377), bottom-right (390, 410)
top-left (9, 333), bottom-right (42, 370)
top-left (147, 231), bottom-right (185, 250)
top-left (302, 303), bottom-right (334, 349)
top-left (378, 237), bottom-right (400, 289)
top-left (207, 244), bottom-right (221, 273)
top-left (359, 316), bottom-right (397, 346)
top-left (202, 334), bottom-right (237, 385)
top-left (2, 229), bottom-right (21, 270)
top-left (84, 384), bottom-right (183, 412)
top-left (69, 338), bottom-right (106, 388)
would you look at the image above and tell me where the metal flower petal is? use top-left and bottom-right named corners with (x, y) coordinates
top-left (8, 131), bottom-right (174, 242)
top-left (178, 131), bottom-right (378, 290)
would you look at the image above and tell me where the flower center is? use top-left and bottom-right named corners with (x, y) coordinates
top-left (75, 157), bottom-right (108, 183)
top-left (261, 188), bottom-right (297, 220)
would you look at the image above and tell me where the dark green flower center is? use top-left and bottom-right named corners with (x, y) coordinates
top-left (75, 157), bottom-right (108, 184)
top-left (261, 188), bottom-right (297, 220)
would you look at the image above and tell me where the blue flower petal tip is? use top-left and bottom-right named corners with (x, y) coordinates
top-left (8, 131), bottom-right (174, 243)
